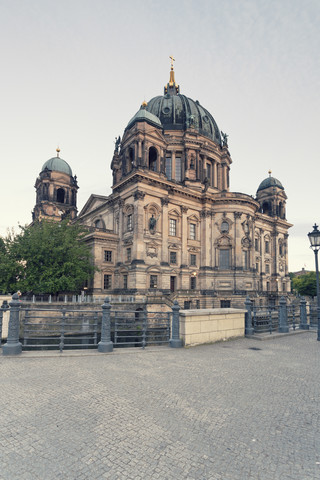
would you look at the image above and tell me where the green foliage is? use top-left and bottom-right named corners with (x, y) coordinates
top-left (0, 234), bottom-right (23, 294)
top-left (0, 220), bottom-right (96, 295)
top-left (291, 272), bottom-right (317, 298)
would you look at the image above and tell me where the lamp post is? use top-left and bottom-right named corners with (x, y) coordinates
top-left (308, 223), bottom-right (320, 341)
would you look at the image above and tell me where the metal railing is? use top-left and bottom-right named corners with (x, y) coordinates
top-left (111, 310), bottom-right (171, 348)
top-left (1, 295), bottom-right (182, 354)
top-left (22, 308), bottom-right (101, 352)
top-left (245, 296), bottom-right (317, 336)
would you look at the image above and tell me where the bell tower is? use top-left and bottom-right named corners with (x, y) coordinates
top-left (33, 148), bottom-right (78, 222)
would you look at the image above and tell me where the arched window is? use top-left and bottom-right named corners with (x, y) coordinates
top-left (149, 147), bottom-right (157, 172)
top-left (262, 202), bottom-right (271, 216)
top-left (57, 188), bottom-right (65, 203)
top-left (95, 219), bottom-right (104, 229)
top-left (278, 202), bottom-right (285, 219)
top-left (129, 147), bottom-right (134, 170)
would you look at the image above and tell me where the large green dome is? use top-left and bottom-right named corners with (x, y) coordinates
top-left (146, 93), bottom-right (222, 144)
top-left (41, 156), bottom-right (73, 176)
top-left (126, 65), bottom-right (222, 145)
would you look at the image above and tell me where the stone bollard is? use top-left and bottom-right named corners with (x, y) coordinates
top-left (169, 300), bottom-right (183, 348)
top-left (98, 297), bottom-right (113, 352)
top-left (278, 296), bottom-right (289, 333)
top-left (299, 297), bottom-right (309, 330)
top-left (3, 293), bottom-right (22, 355)
top-left (244, 296), bottom-right (254, 336)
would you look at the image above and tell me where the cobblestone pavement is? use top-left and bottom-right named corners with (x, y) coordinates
top-left (0, 332), bottom-right (319, 480)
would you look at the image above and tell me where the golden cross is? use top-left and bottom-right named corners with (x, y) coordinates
top-left (169, 55), bottom-right (175, 69)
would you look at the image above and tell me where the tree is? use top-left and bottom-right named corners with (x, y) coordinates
top-left (7, 220), bottom-right (96, 295)
top-left (291, 272), bottom-right (317, 298)
top-left (0, 233), bottom-right (23, 294)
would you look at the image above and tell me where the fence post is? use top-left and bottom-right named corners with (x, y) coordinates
top-left (98, 297), bottom-right (113, 352)
top-left (278, 296), bottom-right (289, 333)
top-left (3, 293), bottom-right (22, 355)
top-left (169, 300), bottom-right (183, 348)
top-left (0, 300), bottom-right (9, 345)
top-left (244, 296), bottom-right (254, 336)
top-left (299, 297), bottom-right (309, 330)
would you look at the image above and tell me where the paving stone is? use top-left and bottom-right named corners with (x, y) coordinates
top-left (0, 333), bottom-right (319, 479)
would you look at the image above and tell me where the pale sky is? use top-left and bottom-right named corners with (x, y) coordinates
top-left (1, 0), bottom-right (319, 272)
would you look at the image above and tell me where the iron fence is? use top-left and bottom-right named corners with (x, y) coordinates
top-left (22, 308), bottom-right (102, 352)
top-left (246, 296), bottom-right (318, 335)
top-left (111, 310), bottom-right (171, 348)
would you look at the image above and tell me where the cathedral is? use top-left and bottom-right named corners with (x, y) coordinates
top-left (33, 61), bottom-right (292, 308)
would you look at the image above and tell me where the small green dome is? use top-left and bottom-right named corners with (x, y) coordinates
top-left (126, 105), bottom-right (162, 130)
top-left (41, 156), bottom-right (73, 176)
top-left (257, 176), bottom-right (284, 192)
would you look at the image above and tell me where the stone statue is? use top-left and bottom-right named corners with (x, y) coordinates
top-left (114, 136), bottom-right (121, 153)
top-left (149, 214), bottom-right (157, 232)
top-left (221, 131), bottom-right (229, 147)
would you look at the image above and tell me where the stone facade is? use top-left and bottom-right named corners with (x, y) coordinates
top-left (33, 149), bottom-right (78, 222)
top-left (76, 66), bottom-right (292, 308)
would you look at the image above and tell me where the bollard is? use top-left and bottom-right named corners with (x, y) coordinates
top-left (3, 293), bottom-right (22, 355)
top-left (169, 300), bottom-right (183, 348)
top-left (244, 296), bottom-right (254, 336)
top-left (278, 296), bottom-right (289, 333)
top-left (299, 297), bottom-right (309, 330)
top-left (98, 297), bottom-right (113, 352)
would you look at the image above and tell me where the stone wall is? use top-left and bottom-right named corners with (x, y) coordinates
top-left (179, 308), bottom-right (246, 346)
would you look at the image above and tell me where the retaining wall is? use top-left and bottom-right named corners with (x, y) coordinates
top-left (179, 308), bottom-right (246, 346)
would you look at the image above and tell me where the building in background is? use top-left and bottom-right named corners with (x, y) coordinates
top-left (34, 63), bottom-right (292, 308)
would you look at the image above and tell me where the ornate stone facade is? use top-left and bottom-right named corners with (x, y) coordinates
top-left (33, 149), bottom-right (78, 222)
top-left (76, 65), bottom-right (292, 308)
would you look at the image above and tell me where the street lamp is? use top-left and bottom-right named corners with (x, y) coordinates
top-left (308, 223), bottom-right (320, 341)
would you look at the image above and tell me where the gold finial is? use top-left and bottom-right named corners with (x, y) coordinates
top-left (141, 100), bottom-right (147, 108)
top-left (169, 55), bottom-right (177, 87)
top-left (164, 56), bottom-right (179, 94)
top-left (268, 169), bottom-right (272, 176)
top-left (56, 147), bottom-right (60, 157)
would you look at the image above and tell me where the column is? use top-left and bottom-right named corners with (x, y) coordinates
top-left (161, 198), bottom-right (169, 263)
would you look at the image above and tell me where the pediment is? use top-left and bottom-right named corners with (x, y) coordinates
top-left (78, 194), bottom-right (109, 217)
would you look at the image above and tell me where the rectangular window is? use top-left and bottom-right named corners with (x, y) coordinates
top-left (126, 248), bottom-right (131, 262)
top-left (103, 274), bottom-right (112, 290)
top-left (221, 300), bottom-right (231, 308)
top-left (169, 251), bottom-right (177, 264)
top-left (219, 249), bottom-right (230, 269)
top-left (190, 276), bottom-right (196, 290)
top-left (150, 275), bottom-right (158, 289)
top-left (123, 275), bottom-right (128, 289)
top-left (170, 276), bottom-right (176, 292)
top-left (256, 263), bottom-right (259, 272)
top-left (206, 164), bottom-right (211, 185)
top-left (166, 156), bottom-right (172, 180)
top-left (190, 254), bottom-right (196, 266)
top-left (255, 238), bottom-right (259, 251)
top-left (189, 223), bottom-right (196, 240)
top-left (127, 214), bottom-right (133, 231)
top-left (169, 218), bottom-right (177, 236)
top-left (265, 240), bottom-right (270, 254)
top-left (266, 264), bottom-right (270, 274)
top-left (104, 250), bottom-right (112, 262)
top-left (243, 251), bottom-right (249, 270)
top-left (175, 156), bottom-right (182, 182)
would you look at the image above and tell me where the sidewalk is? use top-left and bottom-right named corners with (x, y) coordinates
top-left (0, 332), bottom-right (319, 480)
